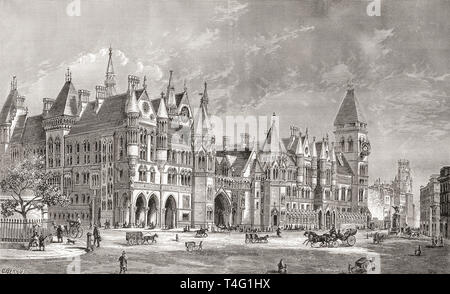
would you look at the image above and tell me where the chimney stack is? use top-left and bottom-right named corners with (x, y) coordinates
top-left (128, 75), bottom-right (140, 92)
top-left (42, 98), bottom-right (55, 116)
top-left (78, 89), bottom-right (90, 104)
top-left (223, 136), bottom-right (230, 151)
top-left (241, 133), bottom-right (250, 151)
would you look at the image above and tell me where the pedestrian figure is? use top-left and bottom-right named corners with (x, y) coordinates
top-left (276, 226), bottom-right (282, 237)
top-left (278, 259), bottom-right (287, 274)
top-left (119, 251), bottom-right (128, 274)
top-left (439, 235), bottom-right (444, 247)
top-left (175, 234), bottom-right (179, 242)
top-left (38, 233), bottom-right (46, 251)
top-left (93, 225), bottom-right (101, 247)
top-left (414, 245), bottom-right (422, 256)
top-left (56, 225), bottom-right (64, 243)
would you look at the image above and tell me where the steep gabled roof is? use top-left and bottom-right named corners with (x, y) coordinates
top-left (334, 88), bottom-right (367, 126)
top-left (261, 118), bottom-right (287, 154)
top-left (21, 115), bottom-right (45, 144)
top-left (9, 114), bottom-right (27, 143)
top-left (69, 93), bottom-right (128, 135)
top-left (0, 89), bottom-right (20, 123)
top-left (336, 152), bottom-right (354, 176)
top-left (48, 81), bottom-right (79, 117)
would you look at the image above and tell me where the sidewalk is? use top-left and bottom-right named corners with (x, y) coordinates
top-left (0, 241), bottom-right (87, 260)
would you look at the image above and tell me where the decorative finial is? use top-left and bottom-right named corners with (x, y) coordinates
top-left (143, 75), bottom-right (147, 89)
top-left (65, 68), bottom-right (72, 82)
top-left (347, 79), bottom-right (354, 91)
top-left (10, 75), bottom-right (17, 90)
top-left (183, 79), bottom-right (187, 92)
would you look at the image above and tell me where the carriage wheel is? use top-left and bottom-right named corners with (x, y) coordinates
top-left (129, 239), bottom-right (135, 246)
top-left (69, 227), bottom-right (78, 239)
top-left (347, 236), bottom-right (356, 246)
top-left (245, 238), bottom-right (249, 244)
top-left (332, 241), bottom-right (339, 248)
top-left (76, 227), bottom-right (84, 238)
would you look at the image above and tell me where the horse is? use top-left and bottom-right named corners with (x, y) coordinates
top-left (143, 233), bottom-right (158, 244)
top-left (303, 231), bottom-right (319, 245)
top-left (196, 227), bottom-right (209, 237)
top-left (255, 235), bottom-right (269, 243)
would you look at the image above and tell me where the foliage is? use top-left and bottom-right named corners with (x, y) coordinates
top-left (0, 155), bottom-right (70, 219)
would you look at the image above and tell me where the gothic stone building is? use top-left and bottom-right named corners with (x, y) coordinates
top-left (0, 49), bottom-right (371, 229)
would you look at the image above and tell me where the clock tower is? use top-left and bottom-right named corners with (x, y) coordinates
top-left (333, 83), bottom-right (370, 214)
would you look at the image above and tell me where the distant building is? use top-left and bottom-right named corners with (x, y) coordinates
top-left (393, 160), bottom-right (415, 227)
top-left (419, 174), bottom-right (440, 236)
top-left (439, 166), bottom-right (450, 238)
top-left (368, 160), bottom-right (415, 229)
top-left (368, 178), bottom-right (394, 229)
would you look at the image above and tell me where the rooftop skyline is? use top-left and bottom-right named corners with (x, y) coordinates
top-left (0, 0), bottom-right (449, 200)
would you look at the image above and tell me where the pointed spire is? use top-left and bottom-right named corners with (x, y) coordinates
top-left (311, 136), bottom-right (317, 158)
top-left (183, 79), bottom-right (187, 92)
top-left (10, 76), bottom-right (17, 91)
top-left (201, 81), bottom-right (209, 110)
top-left (320, 137), bottom-right (327, 160)
top-left (105, 45), bottom-right (117, 96)
top-left (65, 68), bottom-right (72, 82)
top-left (330, 142), bottom-right (336, 162)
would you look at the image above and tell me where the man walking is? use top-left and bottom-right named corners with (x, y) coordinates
top-left (93, 225), bottom-right (101, 247)
top-left (119, 251), bottom-right (128, 274)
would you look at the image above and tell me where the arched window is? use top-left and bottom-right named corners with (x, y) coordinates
top-left (347, 137), bottom-right (354, 152)
top-left (340, 137), bottom-right (345, 151)
top-left (48, 138), bottom-right (54, 168)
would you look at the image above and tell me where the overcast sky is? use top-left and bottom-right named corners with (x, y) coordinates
top-left (0, 0), bottom-right (449, 200)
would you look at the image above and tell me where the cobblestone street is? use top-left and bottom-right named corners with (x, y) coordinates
top-left (1, 229), bottom-right (449, 274)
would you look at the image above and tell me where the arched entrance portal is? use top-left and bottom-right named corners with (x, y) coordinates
top-left (120, 194), bottom-right (130, 225)
top-left (325, 211), bottom-right (331, 229)
top-left (135, 194), bottom-right (146, 226)
top-left (164, 196), bottom-right (176, 229)
top-left (214, 194), bottom-right (230, 226)
top-left (147, 195), bottom-right (158, 227)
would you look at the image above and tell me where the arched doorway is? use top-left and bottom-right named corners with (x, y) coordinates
top-left (121, 194), bottom-right (130, 225)
top-left (164, 196), bottom-right (176, 229)
top-left (147, 195), bottom-right (158, 227)
top-left (318, 210), bottom-right (323, 229)
top-left (135, 194), bottom-right (146, 226)
top-left (271, 208), bottom-right (279, 227)
top-left (325, 210), bottom-right (331, 229)
top-left (214, 193), bottom-right (230, 226)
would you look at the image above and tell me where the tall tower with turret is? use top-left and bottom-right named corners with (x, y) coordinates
top-left (192, 82), bottom-right (216, 228)
top-left (394, 159), bottom-right (414, 226)
top-left (333, 83), bottom-right (371, 214)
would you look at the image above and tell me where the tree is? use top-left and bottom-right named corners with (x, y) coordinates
top-left (0, 155), bottom-right (70, 219)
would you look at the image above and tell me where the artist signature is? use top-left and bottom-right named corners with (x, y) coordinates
top-left (1, 267), bottom-right (25, 274)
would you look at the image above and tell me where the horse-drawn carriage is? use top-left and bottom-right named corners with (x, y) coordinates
top-left (304, 228), bottom-right (357, 248)
top-left (185, 241), bottom-right (203, 252)
top-left (195, 228), bottom-right (208, 238)
top-left (404, 227), bottom-right (420, 238)
top-left (126, 231), bottom-right (158, 245)
top-left (245, 233), bottom-right (269, 243)
top-left (52, 220), bottom-right (84, 239)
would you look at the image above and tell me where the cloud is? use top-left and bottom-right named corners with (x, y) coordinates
top-left (247, 25), bottom-right (315, 56)
top-left (213, 0), bottom-right (249, 23)
top-left (186, 28), bottom-right (220, 50)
